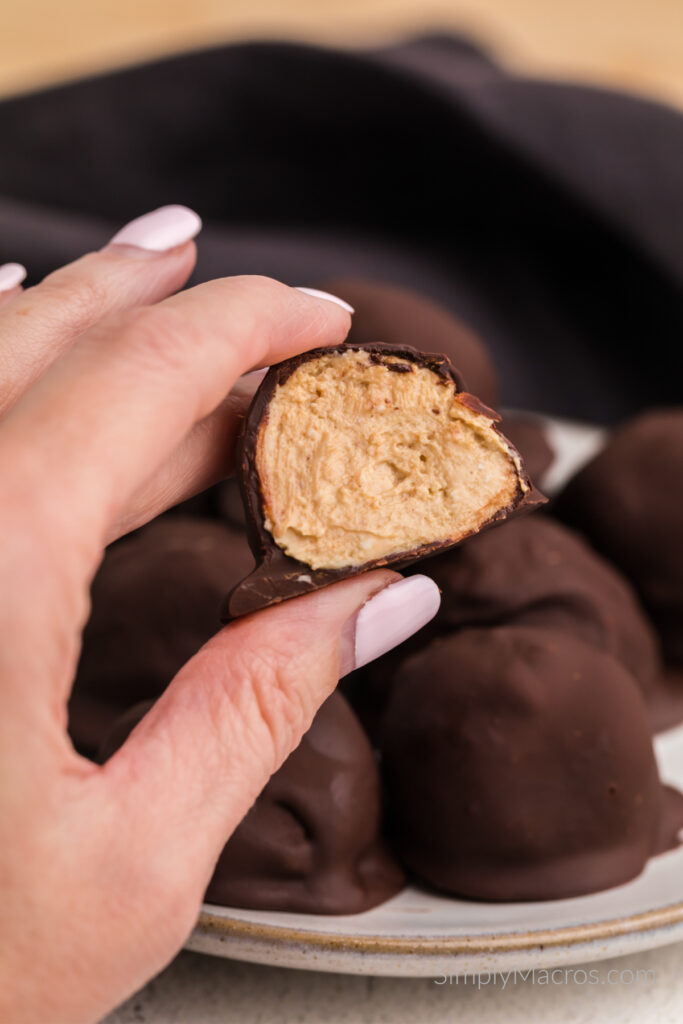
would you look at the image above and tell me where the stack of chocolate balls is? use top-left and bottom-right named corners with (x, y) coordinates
top-left (70, 280), bottom-right (683, 914)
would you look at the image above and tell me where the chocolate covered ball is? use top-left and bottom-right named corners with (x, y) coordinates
top-left (70, 517), bottom-right (254, 754)
top-left (318, 277), bottom-right (499, 407)
top-left (226, 343), bottom-right (538, 617)
top-left (427, 515), bottom-right (660, 704)
top-left (556, 409), bottom-right (683, 669)
top-left (99, 692), bottom-right (405, 915)
top-left (379, 627), bottom-right (683, 901)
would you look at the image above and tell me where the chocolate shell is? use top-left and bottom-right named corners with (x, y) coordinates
top-left (556, 409), bottom-right (683, 666)
top-left (427, 515), bottom-right (661, 704)
top-left (98, 692), bottom-right (405, 915)
top-left (69, 517), bottom-right (254, 755)
top-left (555, 409), bottom-right (683, 729)
top-left (225, 343), bottom-right (541, 618)
top-left (499, 414), bottom-right (554, 484)
top-left (379, 627), bottom-right (683, 901)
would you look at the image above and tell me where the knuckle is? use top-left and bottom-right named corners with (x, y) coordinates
top-left (225, 639), bottom-right (313, 771)
top-left (38, 264), bottom-right (109, 336)
top-left (120, 304), bottom-right (194, 376)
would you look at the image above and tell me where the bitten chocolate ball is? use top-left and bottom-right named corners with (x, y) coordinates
top-left (427, 515), bottom-right (660, 704)
top-left (318, 277), bottom-right (499, 408)
top-left (379, 627), bottom-right (683, 901)
top-left (99, 692), bottom-right (405, 915)
top-left (226, 344), bottom-right (539, 617)
top-left (556, 409), bottom-right (683, 669)
top-left (69, 517), bottom-right (254, 755)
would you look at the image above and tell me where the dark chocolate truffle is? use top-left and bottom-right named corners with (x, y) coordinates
top-left (69, 517), bottom-right (254, 755)
top-left (379, 627), bottom-right (683, 901)
top-left (555, 409), bottom-right (683, 670)
top-left (226, 343), bottom-right (538, 617)
top-left (318, 278), bottom-right (499, 407)
top-left (99, 693), bottom-right (405, 915)
top-left (427, 515), bottom-right (661, 702)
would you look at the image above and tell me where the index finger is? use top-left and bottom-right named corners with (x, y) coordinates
top-left (0, 276), bottom-right (352, 567)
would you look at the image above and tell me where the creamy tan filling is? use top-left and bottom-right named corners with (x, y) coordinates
top-left (256, 350), bottom-right (524, 570)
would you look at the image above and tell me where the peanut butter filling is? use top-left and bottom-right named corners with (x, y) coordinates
top-left (256, 350), bottom-right (525, 570)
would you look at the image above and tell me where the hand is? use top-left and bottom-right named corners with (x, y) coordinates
top-left (0, 207), bottom-right (440, 1024)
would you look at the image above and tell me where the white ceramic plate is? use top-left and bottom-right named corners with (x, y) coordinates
top-left (187, 418), bottom-right (683, 976)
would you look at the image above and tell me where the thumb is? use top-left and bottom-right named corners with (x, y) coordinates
top-left (101, 570), bottom-right (440, 894)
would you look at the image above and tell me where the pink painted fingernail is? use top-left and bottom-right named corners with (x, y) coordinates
top-left (107, 205), bottom-right (202, 252)
top-left (0, 262), bottom-right (27, 292)
top-left (295, 287), bottom-right (354, 313)
top-left (347, 575), bottom-right (441, 673)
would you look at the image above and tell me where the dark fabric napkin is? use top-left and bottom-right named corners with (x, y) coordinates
top-left (0, 35), bottom-right (681, 421)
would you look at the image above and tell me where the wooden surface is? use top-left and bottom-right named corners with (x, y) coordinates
top-left (1, 0), bottom-right (682, 108)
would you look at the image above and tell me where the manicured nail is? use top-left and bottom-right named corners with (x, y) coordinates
top-left (295, 287), bottom-right (354, 313)
top-left (349, 575), bottom-right (441, 672)
top-left (0, 262), bottom-right (27, 292)
top-left (107, 205), bottom-right (202, 252)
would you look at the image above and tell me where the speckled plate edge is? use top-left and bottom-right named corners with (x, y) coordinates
top-left (187, 901), bottom-right (683, 976)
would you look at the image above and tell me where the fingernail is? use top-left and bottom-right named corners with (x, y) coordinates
top-left (0, 262), bottom-right (27, 292)
top-left (345, 575), bottom-right (441, 674)
top-left (107, 205), bottom-right (202, 253)
top-left (295, 287), bottom-right (354, 313)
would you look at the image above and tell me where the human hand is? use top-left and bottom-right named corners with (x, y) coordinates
top-left (0, 208), bottom-right (440, 1023)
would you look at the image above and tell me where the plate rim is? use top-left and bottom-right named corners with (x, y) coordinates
top-left (196, 897), bottom-right (683, 955)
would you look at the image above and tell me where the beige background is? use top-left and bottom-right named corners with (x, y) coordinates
top-left (1, 0), bottom-right (682, 108)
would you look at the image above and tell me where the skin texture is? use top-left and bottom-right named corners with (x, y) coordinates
top-left (0, 234), bottom-right (432, 1024)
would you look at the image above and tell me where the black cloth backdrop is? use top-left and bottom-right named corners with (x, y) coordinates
top-left (0, 35), bottom-right (681, 421)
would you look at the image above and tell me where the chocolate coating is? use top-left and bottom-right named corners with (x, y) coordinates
top-left (99, 692), bottom-right (405, 915)
top-left (379, 627), bottom-right (683, 901)
top-left (225, 343), bottom-right (540, 619)
top-left (500, 414), bottom-right (554, 484)
top-left (216, 477), bottom-right (247, 531)
top-left (556, 409), bottom-right (683, 671)
top-left (318, 278), bottom-right (500, 407)
top-left (427, 515), bottom-right (661, 703)
top-left (69, 517), bottom-right (254, 755)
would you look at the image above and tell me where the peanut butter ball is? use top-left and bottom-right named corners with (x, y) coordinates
top-left (427, 515), bottom-right (661, 704)
top-left (227, 344), bottom-right (537, 617)
top-left (556, 409), bottom-right (683, 667)
top-left (99, 693), bottom-right (405, 915)
top-left (379, 627), bottom-right (683, 901)
top-left (69, 517), bottom-right (254, 755)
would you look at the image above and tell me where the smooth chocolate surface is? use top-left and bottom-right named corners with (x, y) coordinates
top-left (69, 517), bottom-right (254, 755)
top-left (99, 692), bottom-right (405, 915)
top-left (427, 515), bottom-right (661, 704)
top-left (556, 409), bottom-right (683, 672)
top-left (225, 343), bottom-right (540, 619)
top-left (351, 514), bottom-right (661, 739)
top-left (317, 278), bottom-right (500, 408)
top-left (379, 627), bottom-right (683, 901)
